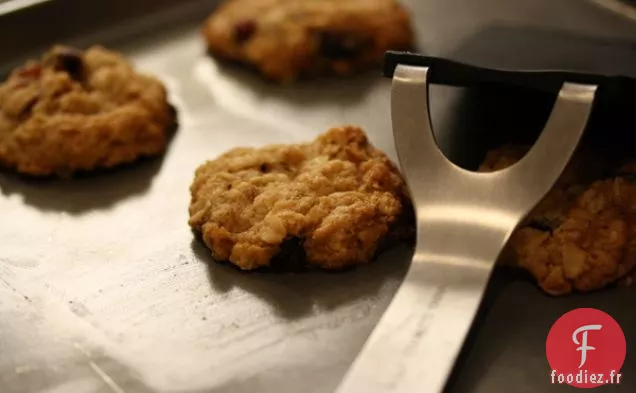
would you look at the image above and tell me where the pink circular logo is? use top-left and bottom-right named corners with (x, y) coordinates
top-left (546, 308), bottom-right (626, 388)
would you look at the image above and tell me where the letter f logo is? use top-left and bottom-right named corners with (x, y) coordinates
top-left (573, 324), bottom-right (602, 368)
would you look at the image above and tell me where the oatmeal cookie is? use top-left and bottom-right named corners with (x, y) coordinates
top-left (188, 125), bottom-right (413, 270)
top-left (202, 0), bottom-right (414, 82)
top-left (0, 45), bottom-right (175, 177)
top-left (480, 146), bottom-right (636, 295)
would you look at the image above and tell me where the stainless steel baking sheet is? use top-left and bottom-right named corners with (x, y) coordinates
top-left (1, 1), bottom-right (635, 393)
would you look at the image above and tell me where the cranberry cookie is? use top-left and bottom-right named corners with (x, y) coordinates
top-left (480, 146), bottom-right (636, 295)
top-left (0, 45), bottom-right (175, 177)
top-left (189, 126), bottom-right (413, 270)
top-left (202, 0), bottom-right (414, 82)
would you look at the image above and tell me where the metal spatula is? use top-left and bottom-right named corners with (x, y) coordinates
top-left (334, 53), bottom-right (606, 393)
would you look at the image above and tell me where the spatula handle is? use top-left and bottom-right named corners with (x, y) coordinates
top-left (383, 51), bottom-right (616, 93)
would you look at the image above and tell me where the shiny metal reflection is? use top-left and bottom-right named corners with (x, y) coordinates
top-left (0, 0), bottom-right (50, 16)
top-left (335, 64), bottom-right (598, 393)
top-left (588, 0), bottom-right (636, 23)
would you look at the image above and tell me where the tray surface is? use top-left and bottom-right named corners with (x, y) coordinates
top-left (1, 0), bottom-right (635, 393)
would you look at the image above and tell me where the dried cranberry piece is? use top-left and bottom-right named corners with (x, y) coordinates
top-left (268, 236), bottom-right (307, 272)
top-left (317, 31), bottom-right (367, 59)
top-left (19, 95), bottom-right (39, 120)
top-left (45, 46), bottom-right (84, 80)
top-left (233, 20), bottom-right (257, 44)
top-left (16, 65), bottom-right (42, 79)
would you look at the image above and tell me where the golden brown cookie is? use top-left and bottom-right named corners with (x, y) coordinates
top-left (202, 0), bottom-right (414, 82)
top-left (188, 126), bottom-right (413, 271)
top-left (480, 145), bottom-right (636, 295)
top-left (0, 45), bottom-right (175, 177)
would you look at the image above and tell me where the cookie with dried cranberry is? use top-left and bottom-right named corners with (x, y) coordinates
top-left (479, 145), bottom-right (636, 295)
top-left (509, 176), bottom-right (636, 295)
top-left (0, 45), bottom-right (175, 177)
top-left (202, 0), bottom-right (414, 82)
top-left (188, 126), bottom-right (414, 271)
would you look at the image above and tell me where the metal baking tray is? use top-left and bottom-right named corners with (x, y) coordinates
top-left (1, 1), bottom-right (635, 393)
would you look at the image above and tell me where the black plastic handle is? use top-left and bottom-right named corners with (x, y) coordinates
top-left (383, 51), bottom-right (629, 93)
